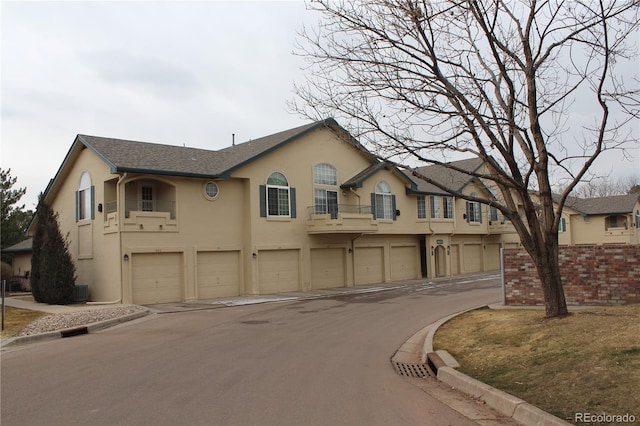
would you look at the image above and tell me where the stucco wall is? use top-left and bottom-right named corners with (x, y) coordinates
top-left (504, 245), bottom-right (640, 306)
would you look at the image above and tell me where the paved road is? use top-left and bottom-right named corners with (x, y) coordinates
top-left (1, 274), bottom-right (511, 425)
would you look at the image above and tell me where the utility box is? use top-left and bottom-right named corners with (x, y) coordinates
top-left (73, 285), bottom-right (89, 303)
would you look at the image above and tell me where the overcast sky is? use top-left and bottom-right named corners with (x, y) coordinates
top-left (1, 1), bottom-right (639, 210)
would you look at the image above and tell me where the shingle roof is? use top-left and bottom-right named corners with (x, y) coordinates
top-left (561, 193), bottom-right (640, 215)
top-left (340, 163), bottom-right (387, 189)
top-left (78, 119), bottom-right (339, 179)
top-left (410, 157), bottom-right (484, 194)
top-left (1, 237), bottom-right (33, 253)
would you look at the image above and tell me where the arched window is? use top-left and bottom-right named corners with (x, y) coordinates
top-left (266, 172), bottom-right (291, 217)
top-left (314, 163), bottom-right (337, 185)
top-left (373, 181), bottom-right (395, 220)
top-left (76, 172), bottom-right (94, 221)
top-left (314, 164), bottom-right (338, 217)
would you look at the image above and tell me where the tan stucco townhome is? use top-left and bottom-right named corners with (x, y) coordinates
top-left (29, 118), bottom-right (530, 304)
top-left (557, 193), bottom-right (640, 246)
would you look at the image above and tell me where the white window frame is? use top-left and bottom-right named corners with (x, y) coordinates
top-left (78, 172), bottom-right (92, 221)
top-left (417, 196), bottom-right (426, 219)
top-left (443, 196), bottom-right (453, 219)
top-left (267, 172), bottom-right (290, 217)
top-left (375, 181), bottom-right (393, 220)
top-left (430, 195), bottom-right (440, 219)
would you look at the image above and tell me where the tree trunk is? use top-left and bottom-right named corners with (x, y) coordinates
top-left (534, 244), bottom-right (569, 317)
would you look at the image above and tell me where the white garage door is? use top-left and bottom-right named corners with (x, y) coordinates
top-left (311, 248), bottom-right (345, 290)
top-left (197, 251), bottom-right (241, 299)
top-left (391, 246), bottom-right (418, 281)
top-left (463, 244), bottom-right (482, 273)
top-left (132, 252), bottom-right (182, 305)
top-left (258, 249), bottom-right (300, 294)
top-left (355, 247), bottom-right (384, 285)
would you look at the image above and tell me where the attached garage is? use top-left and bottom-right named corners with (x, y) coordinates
top-left (197, 251), bottom-right (241, 299)
top-left (355, 246), bottom-right (384, 285)
top-left (310, 248), bottom-right (345, 290)
top-left (258, 249), bottom-right (300, 294)
top-left (391, 246), bottom-right (418, 281)
top-left (463, 244), bottom-right (483, 273)
top-left (132, 252), bottom-right (183, 305)
top-left (485, 244), bottom-right (501, 271)
top-left (450, 245), bottom-right (460, 275)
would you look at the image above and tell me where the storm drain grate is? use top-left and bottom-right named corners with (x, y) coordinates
top-left (392, 361), bottom-right (433, 378)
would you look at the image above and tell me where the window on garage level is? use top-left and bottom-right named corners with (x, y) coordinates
top-left (76, 172), bottom-right (94, 222)
top-left (260, 172), bottom-right (296, 218)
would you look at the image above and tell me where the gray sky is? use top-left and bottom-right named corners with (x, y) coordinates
top-left (2, 0), bottom-right (314, 209)
top-left (1, 1), bottom-right (639, 210)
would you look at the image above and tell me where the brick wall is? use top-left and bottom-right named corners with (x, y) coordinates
top-left (503, 245), bottom-right (640, 306)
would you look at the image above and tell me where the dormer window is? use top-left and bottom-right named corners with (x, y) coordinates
top-left (373, 181), bottom-right (395, 220)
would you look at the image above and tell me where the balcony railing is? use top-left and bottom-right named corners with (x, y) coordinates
top-left (123, 198), bottom-right (176, 220)
top-left (307, 204), bottom-right (373, 220)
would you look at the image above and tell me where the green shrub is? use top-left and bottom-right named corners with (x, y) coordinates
top-left (30, 195), bottom-right (76, 304)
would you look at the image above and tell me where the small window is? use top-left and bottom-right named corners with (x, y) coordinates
top-left (204, 181), bottom-right (219, 200)
top-left (267, 172), bottom-right (290, 217)
top-left (417, 196), bottom-right (426, 219)
top-left (314, 163), bottom-right (337, 185)
top-left (605, 215), bottom-right (627, 230)
top-left (77, 172), bottom-right (93, 221)
top-left (443, 196), bottom-right (453, 219)
top-left (558, 217), bottom-right (567, 233)
top-left (466, 192), bottom-right (482, 223)
top-left (430, 195), bottom-right (440, 219)
top-left (374, 181), bottom-right (394, 220)
top-left (490, 206), bottom-right (499, 222)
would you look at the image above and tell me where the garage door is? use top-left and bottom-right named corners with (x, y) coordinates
top-left (311, 248), bottom-right (345, 290)
top-left (463, 244), bottom-right (482, 273)
top-left (197, 251), bottom-right (241, 299)
top-left (391, 246), bottom-right (417, 281)
top-left (355, 247), bottom-right (384, 285)
top-left (485, 244), bottom-right (501, 271)
top-left (132, 252), bottom-right (182, 305)
top-left (450, 245), bottom-right (460, 275)
top-left (258, 249), bottom-right (300, 294)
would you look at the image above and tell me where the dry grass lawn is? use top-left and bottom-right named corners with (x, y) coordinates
top-left (1, 306), bottom-right (47, 339)
top-left (433, 305), bottom-right (640, 423)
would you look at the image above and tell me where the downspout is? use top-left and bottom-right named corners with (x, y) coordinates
top-left (116, 172), bottom-right (129, 304)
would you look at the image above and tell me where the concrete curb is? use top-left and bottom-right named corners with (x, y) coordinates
top-left (423, 306), bottom-right (571, 426)
top-left (1, 309), bottom-right (150, 348)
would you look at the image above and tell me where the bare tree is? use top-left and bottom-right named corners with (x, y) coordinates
top-left (562, 174), bottom-right (640, 197)
top-left (292, 0), bottom-right (639, 317)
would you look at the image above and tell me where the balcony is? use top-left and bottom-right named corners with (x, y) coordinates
top-left (306, 204), bottom-right (378, 234)
top-left (104, 198), bottom-right (177, 232)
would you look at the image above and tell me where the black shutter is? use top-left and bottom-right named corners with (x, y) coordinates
top-left (259, 185), bottom-right (267, 217)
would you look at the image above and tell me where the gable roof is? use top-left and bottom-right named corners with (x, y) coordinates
top-left (39, 118), bottom-right (386, 208)
top-left (410, 157), bottom-right (485, 195)
top-left (561, 193), bottom-right (640, 216)
top-left (78, 119), bottom-right (343, 179)
top-left (1, 237), bottom-right (33, 254)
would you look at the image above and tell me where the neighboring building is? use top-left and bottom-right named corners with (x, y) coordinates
top-left (23, 119), bottom-right (529, 304)
top-left (1, 237), bottom-right (33, 279)
top-left (557, 193), bottom-right (640, 246)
